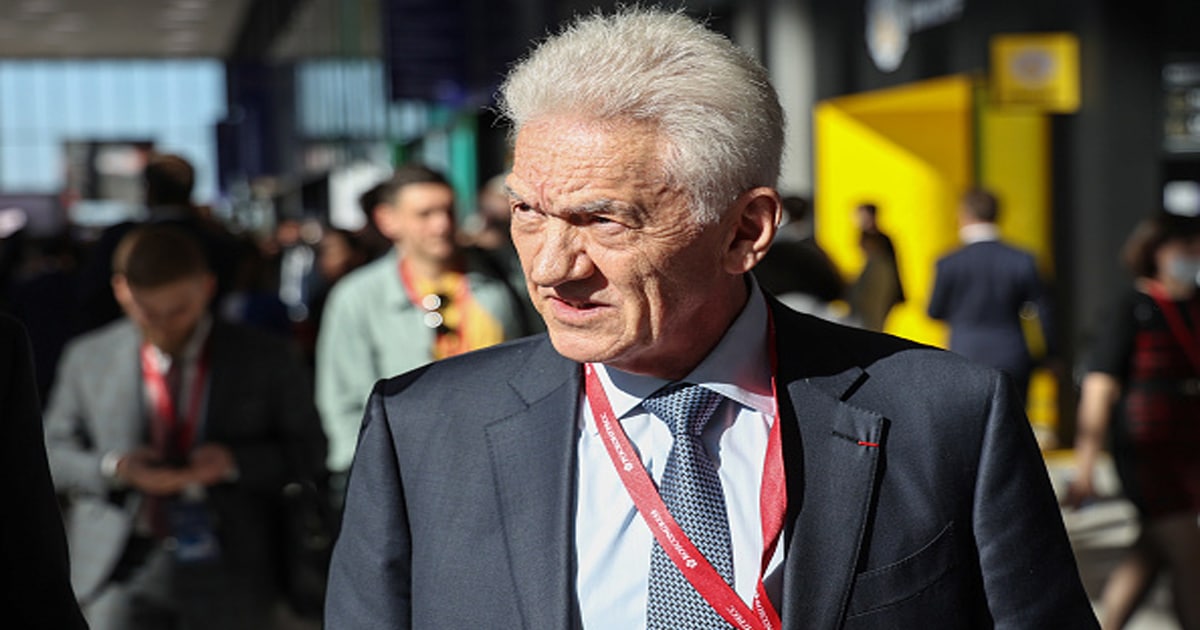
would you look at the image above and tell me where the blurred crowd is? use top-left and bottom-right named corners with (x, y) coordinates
top-left (1, 155), bottom-right (539, 403)
top-left (3, 152), bottom-right (544, 629)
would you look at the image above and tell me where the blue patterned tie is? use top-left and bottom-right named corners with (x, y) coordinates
top-left (643, 383), bottom-right (734, 629)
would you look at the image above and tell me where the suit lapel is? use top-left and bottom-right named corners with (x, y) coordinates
top-left (769, 301), bottom-right (886, 630)
top-left (779, 376), bottom-right (884, 630)
top-left (484, 339), bottom-right (582, 630)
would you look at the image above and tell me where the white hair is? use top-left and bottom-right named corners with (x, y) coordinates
top-left (498, 7), bottom-right (784, 224)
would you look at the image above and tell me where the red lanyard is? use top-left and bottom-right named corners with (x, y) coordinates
top-left (398, 257), bottom-right (474, 358)
top-left (1147, 282), bottom-right (1200, 372)
top-left (140, 343), bottom-right (209, 457)
top-left (583, 315), bottom-right (786, 630)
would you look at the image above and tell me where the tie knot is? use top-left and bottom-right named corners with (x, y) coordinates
top-left (642, 383), bottom-right (724, 438)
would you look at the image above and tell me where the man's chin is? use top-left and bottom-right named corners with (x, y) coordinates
top-left (144, 335), bottom-right (186, 357)
top-left (544, 328), bottom-right (615, 366)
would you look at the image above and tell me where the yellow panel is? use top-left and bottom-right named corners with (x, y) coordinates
top-left (815, 76), bottom-right (974, 347)
top-left (979, 101), bottom-right (1057, 432)
top-left (1027, 368), bottom-right (1059, 442)
top-left (979, 109), bottom-right (1051, 272)
top-left (853, 111), bottom-right (973, 196)
top-left (814, 104), bottom-right (876, 274)
top-left (816, 73), bottom-right (1059, 435)
top-left (991, 33), bottom-right (1080, 113)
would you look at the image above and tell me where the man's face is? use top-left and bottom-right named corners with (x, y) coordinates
top-left (378, 183), bottom-right (457, 264)
top-left (856, 207), bottom-right (876, 232)
top-left (125, 274), bottom-right (214, 356)
top-left (508, 116), bottom-right (745, 378)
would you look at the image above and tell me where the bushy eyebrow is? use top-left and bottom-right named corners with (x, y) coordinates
top-left (504, 185), bottom-right (639, 219)
top-left (574, 199), bottom-right (625, 216)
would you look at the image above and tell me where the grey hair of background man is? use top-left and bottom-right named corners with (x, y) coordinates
top-left (497, 8), bottom-right (785, 224)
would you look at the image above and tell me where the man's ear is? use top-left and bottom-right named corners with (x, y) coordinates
top-left (111, 273), bottom-right (132, 307)
top-left (723, 187), bottom-right (782, 275)
top-left (111, 273), bottom-right (145, 323)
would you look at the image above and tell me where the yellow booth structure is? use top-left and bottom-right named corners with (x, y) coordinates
top-left (814, 60), bottom-right (1069, 441)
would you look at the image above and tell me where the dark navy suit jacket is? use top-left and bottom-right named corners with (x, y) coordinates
top-left (1, 314), bottom-right (88, 629)
top-left (928, 239), bottom-right (1049, 393)
top-left (327, 298), bottom-right (1095, 629)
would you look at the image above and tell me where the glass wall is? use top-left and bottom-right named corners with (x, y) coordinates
top-left (0, 59), bottom-right (225, 225)
top-left (293, 58), bottom-right (478, 220)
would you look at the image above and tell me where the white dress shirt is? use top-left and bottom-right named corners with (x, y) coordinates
top-left (575, 281), bottom-right (785, 628)
top-left (959, 222), bottom-right (1000, 244)
top-left (141, 314), bottom-right (213, 442)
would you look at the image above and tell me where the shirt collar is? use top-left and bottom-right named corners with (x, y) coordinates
top-left (589, 277), bottom-right (775, 432)
top-left (146, 314), bottom-right (212, 371)
top-left (960, 222), bottom-right (1000, 244)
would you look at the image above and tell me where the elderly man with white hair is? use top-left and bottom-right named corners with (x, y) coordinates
top-left (326, 8), bottom-right (1097, 629)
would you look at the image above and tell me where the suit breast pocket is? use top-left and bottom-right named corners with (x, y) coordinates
top-left (846, 521), bottom-right (957, 619)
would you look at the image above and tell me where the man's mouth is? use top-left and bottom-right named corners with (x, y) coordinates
top-left (551, 295), bottom-right (600, 309)
top-left (544, 293), bottom-right (607, 321)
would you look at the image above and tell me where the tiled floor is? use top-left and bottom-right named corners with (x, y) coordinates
top-left (1048, 451), bottom-right (1184, 630)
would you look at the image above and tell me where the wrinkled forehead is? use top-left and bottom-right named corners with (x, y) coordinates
top-left (506, 116), bottom-right (680, 210)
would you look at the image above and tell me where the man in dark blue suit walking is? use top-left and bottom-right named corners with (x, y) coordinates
top-left (928, 188), bottom-right (1051, 401)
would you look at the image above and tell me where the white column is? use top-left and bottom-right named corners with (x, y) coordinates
top-left (768, 1), bottom-right (816, 196)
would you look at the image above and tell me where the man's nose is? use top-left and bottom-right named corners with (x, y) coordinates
top-left (527, 221), bottom-right (592, 287)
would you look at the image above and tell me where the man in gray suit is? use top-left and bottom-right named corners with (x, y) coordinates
top-left (46, 225), bottom-right (327, 630)
top-left (326, 9), bottom-right (1097, 629)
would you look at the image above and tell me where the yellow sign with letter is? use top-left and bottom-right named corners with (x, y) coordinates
top-left (991, 33), bottom-right (1080, 113)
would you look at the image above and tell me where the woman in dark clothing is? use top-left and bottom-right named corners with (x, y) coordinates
top-left (1069, 212), bottom-right (1200, 630)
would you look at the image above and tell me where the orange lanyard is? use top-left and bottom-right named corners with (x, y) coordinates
top-left (398, 257), bottom-right (474, 358)
top-left (583, 314), bottom-right (785, 630)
